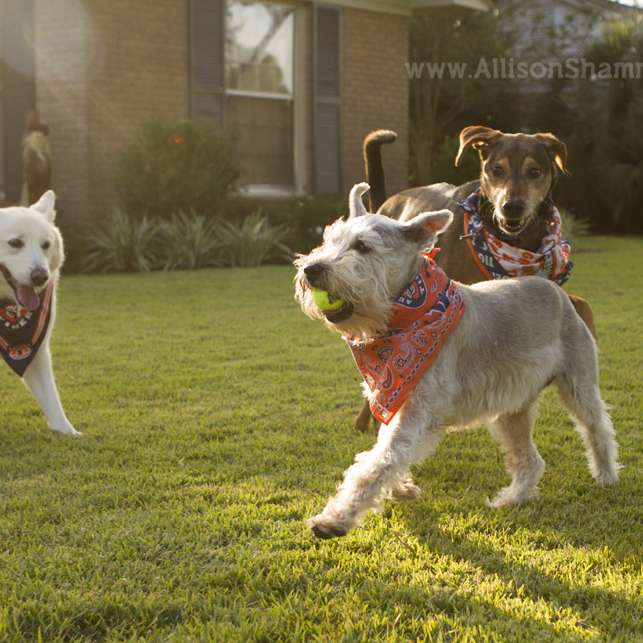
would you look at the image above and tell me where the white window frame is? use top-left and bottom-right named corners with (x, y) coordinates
top-left (225, 0), bottom-right (308, 198)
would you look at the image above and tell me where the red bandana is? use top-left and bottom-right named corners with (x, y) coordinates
top-left (346, 254), bottom-right (465, 424)
top-left (0, 283), bottom-right (54, 377)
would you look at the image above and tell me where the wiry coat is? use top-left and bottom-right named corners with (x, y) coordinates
top-left (295, 184), bottom-right (619, 539)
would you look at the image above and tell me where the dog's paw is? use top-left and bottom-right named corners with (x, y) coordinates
top-left (51, 423), bottom-right (82, 438)
top-left (392, 478), bottom-right (422, 501)
top-left (486, 485), bottom-right (537, 509)
top-left (593, 468), bottom-right (619, 486)
top-left (307, 515), bottom-right (348, 539)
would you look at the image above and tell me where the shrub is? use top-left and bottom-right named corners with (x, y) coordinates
top-left (429, 134), bottom-right (480, 187)
top-left (83, 209), bottom-right (159, 273)
top-left (559, 208), bottom-right (591, 246)
top-left (268, 196), bottom-right (343, 254)
top-left (158, 211), bottom-right (221, 271)
top-left (216, 212), bottom-right (292, 267)
top-left (114, 119), bottom-right (239, 220)
top-left (222, 195), bottom-right (342, 254)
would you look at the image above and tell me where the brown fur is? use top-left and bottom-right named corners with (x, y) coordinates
top-left (354, 127), bottom-right (596, 432)
top-left (21, 110), bottom-right (52, 207)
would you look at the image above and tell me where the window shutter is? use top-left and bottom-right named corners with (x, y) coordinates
top-left (189, 0), bottom-right (224, 126)
top-left (0, 0), bottom-right (35, 203)
top-left (313, 5), bottom-right (342, 195)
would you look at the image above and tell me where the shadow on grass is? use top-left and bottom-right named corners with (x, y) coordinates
top-left (397, 498), bottom-right (638, 639)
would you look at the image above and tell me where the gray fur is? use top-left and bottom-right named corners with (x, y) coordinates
top-left (294, 184), bottom-right (619, 538)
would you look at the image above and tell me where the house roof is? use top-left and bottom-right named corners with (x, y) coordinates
top-left (308, 0), bottom-right (494, 16)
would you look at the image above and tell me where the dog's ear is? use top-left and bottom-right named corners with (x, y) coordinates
top-left (534, 132), bottom-right (569, 175)
top-left (455, 125), bottom-right (502, 167)
top-left (31, 190), bottom-right (56, 222)
top-left (403, 209), bottom-right (453, 245)
top-left (348, 182), bottom-right (370, 218)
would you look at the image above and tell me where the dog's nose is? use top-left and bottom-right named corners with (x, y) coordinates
top-left (304, 263), bottom-right (325, 286)
top-left (502, 200), bottom-right (526, 219)
top-left (31, 268), bottom-right (50, 287)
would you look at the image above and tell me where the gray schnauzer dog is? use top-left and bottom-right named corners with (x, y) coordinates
top-left (294, 183), bottom-right (619, 539)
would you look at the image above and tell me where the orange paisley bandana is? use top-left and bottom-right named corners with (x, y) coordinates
top-left (346, 254), bottom-right (465, 425)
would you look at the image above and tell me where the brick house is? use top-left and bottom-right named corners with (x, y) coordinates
top-left (0, 0), bottom-right (490, 221)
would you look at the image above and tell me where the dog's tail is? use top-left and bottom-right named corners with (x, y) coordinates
top-left (363, 129), bottom-right (397, 212)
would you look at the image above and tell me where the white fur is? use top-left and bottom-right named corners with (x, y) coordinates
top-left (294, 184), bottom-right (619, 538)
top-left (0, 192), bottom-right (79, 436)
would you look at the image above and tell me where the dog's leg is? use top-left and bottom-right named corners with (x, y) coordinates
top-left (555, 377), bottom-right (619, 486)
top-left (23, 345), bottom-right (80, 437)
top-left (354, 398), bottom-right (375, 433)
top-left (568, 295), bottom-right (597, 340)
top-left (487, 404), bottom-right (545, 508)
top-left (308, 408), bottom-right (443, 538)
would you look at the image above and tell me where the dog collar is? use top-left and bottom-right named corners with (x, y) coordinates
top-left (459, 189), bottom-right (573, 285)
top-left (0, 283), bottom-right (54, 377)
top-left (345, 255), bottom-right (464, 425)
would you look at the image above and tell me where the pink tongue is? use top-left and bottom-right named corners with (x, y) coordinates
top-left (16, 285), bottom-right (40, 311)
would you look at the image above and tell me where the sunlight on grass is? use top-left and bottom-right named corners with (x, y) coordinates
top-left (0, 236), bottom-right (641, 640)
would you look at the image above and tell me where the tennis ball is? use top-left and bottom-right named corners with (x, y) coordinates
top-left (312, 288), bottom-right (345, 312)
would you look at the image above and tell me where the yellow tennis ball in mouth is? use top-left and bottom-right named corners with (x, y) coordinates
top-left (312, 288), bottom-right (346, 312)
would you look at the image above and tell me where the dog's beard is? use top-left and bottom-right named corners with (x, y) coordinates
top-left (294, 262), bottom-right (394, 340)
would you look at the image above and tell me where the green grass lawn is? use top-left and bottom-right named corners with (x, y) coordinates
top-left (0, 236), bottom-right (641, 642)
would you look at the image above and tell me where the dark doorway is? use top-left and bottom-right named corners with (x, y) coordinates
top-left (0, 0), bottom-right (35, 204)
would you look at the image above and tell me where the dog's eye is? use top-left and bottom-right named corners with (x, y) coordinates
top-left (491, 165), bottom-right (505, 178)
top-left (42, 241), bottom-right (51, 250)
top-left (528, 167), bottom-right (543, 179)
top-left (8, 239), bottom-right (24, 249)
top-left (352, 240), bottom-right (371, 253)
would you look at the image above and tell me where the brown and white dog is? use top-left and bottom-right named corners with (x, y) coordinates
top-left (354, 126), bottom-right (596, 431)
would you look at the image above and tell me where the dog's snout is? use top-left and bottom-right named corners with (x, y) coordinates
top-left (502, 200), bottom-right (526, 219)
top-left (31, 268), bottom-right (50, 287)
top-left (304, 263), bottom-right (325, 286)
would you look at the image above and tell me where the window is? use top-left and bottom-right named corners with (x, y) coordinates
top-left (225, 1), bottom-right (295, 194)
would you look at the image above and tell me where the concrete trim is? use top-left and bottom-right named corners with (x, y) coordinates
top-left (302, 0), bottom-right (492, 16)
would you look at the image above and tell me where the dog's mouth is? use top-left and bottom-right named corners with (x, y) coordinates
top-left (0, 265), bottom-right (41, 311)
top-left (322, 300), bottom-right (354, 324)
top-left (496, 215), bottom-right (533, 237)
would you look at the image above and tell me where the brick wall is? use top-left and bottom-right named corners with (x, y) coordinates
top-left (33, 1), bottom-right (408, 221)
top-left (35, 0), bottom-right (189, 223)
top-left (341, 7), bottom-right (409, 199)
top-left (34, 0), bottom-right (91, 222)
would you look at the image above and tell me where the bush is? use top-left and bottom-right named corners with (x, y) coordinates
top-left (82, 209), bottom-right (294, 273)
top-left (558, 208), bottom-right (591, 246)
top-left (83, 210), bottom-right (159, 273)
top-left (216, 211), bottom-right (292, 268)
top-left (158, 211), bottom-right (221, 271)
top-left (222, 195), bottom-right (342, 254)
top-left (114, 120), bottom-right (239, 220)
top-left (430, 135), bottom-right (480, 187)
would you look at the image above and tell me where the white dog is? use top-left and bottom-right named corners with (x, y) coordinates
top-left (0, 191), bottom-right (78, 436)
top-left (295, 183), bottom-right (619, 539)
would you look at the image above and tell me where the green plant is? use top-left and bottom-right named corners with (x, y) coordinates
top-left (429, 134), bottom-right (480, 187)
top-left (83, 209), bottom-right (160, 273)
top-left (114, 119), bottom-right (239, 220)
top-left (158, 211), bottom-right (221, 271)
top-left (559, 208), bottom-right (591, 245)
top-left (267, 196), bottom-right (343, 253)
top-left (0, 237), bottom-right (641, 641)
top-left (216, 211), bottom-right (292, 267)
